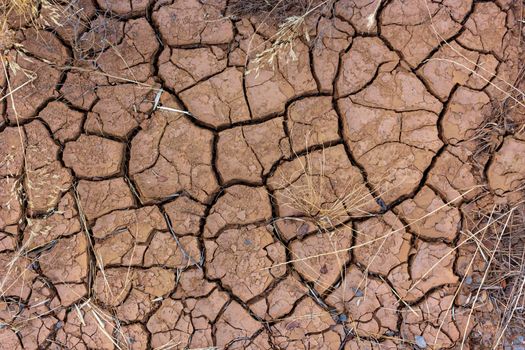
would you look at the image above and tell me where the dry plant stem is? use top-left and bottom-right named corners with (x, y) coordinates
top-left (54, 64), bottom-right (160, 89)
top-left (273, 143), bottom-right (380, 229)
top-left (0, 57), bottom-right (26, 180)
top-left (0, 1), bottom-right (61, 45)
top-left (405, 206), bottom-right (520, 297)
top-left (0, 76), bottom-right (34, 103)
top-left (420, 3), bottom-right (525, 341)
top-left (90, 308), bottom-right (123, 350)
top-left (80, 300), bottom-right (125, 350)
top-left (73, 186), bottom-right (143, 350)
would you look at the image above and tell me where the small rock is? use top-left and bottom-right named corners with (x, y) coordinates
top-left (415, 335), bottom-right (427, 349)
top-left (352, 287), bottom-right (364, 297)
top-left (376, 197), bottom-right (387, 211)
top-left (297, 222), bottom-right (309, 237)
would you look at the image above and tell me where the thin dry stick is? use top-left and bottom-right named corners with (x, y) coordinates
top-left (53, 64), bottom-right (160, 89)
top-left (425, 58), bottom-right (525, 110)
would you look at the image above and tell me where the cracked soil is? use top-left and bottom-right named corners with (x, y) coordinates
top-left (0, 0), bottom-right (525, 349)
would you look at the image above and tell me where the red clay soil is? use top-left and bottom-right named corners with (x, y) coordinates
top-left (0, 0), bottom-right (524, 349)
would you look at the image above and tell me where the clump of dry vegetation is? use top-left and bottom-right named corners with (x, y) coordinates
top-left (478, 204), bottom-right (525, 347)
top-left (233, 0), bottom-right (383, 74)
top-left (272, 146), bottom-right (377, 232)
top-left (0, 0), bottom-right (60, 52)
top-left (247, 14), bottom-right (311, 75)
top-left (458, 199), bottom-right (525, 348)
top-left (235, 0), bottom-right (335, 74)
top-left (228, 0), bottom-right (324, 23)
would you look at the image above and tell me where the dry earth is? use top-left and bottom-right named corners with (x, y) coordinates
top-left (0, 0), bottom-right (524, 349)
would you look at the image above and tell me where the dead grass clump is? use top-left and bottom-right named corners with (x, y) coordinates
top-left (471, 70), bottom-right (525, 163)
top-left (273, 146), bottom-right (377, 232)
top-left (242, 0), bottom-right (335, 74)
top-left (0, 0), bottom-right (40, 26)
top-left (459, 200), bottom-right (525, 348)
top-left (0, 0), bottom-right (60, 41)
top-left (0, 0), bottom-right (61, 78)
top-left (481, 204), bottom-right (525, 347)
top-left (228, 0), bottom-right (323, 23)
top-left (248, 14), bottom-right (310, 75)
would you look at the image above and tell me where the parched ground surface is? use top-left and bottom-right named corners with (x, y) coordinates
top-left (0, 0), bottom-right (524, 349)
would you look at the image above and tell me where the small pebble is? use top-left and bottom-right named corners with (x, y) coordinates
top-left (465, 276), bottom-right (473, 285)
top-left (376, 197), bottom-right (387, 211)
top-left (415, 335), bottom-right (427, 349)
top-left (297, 222), bottom-right (309, 237)
top-left (352, 287), bottom-right (364, 297)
